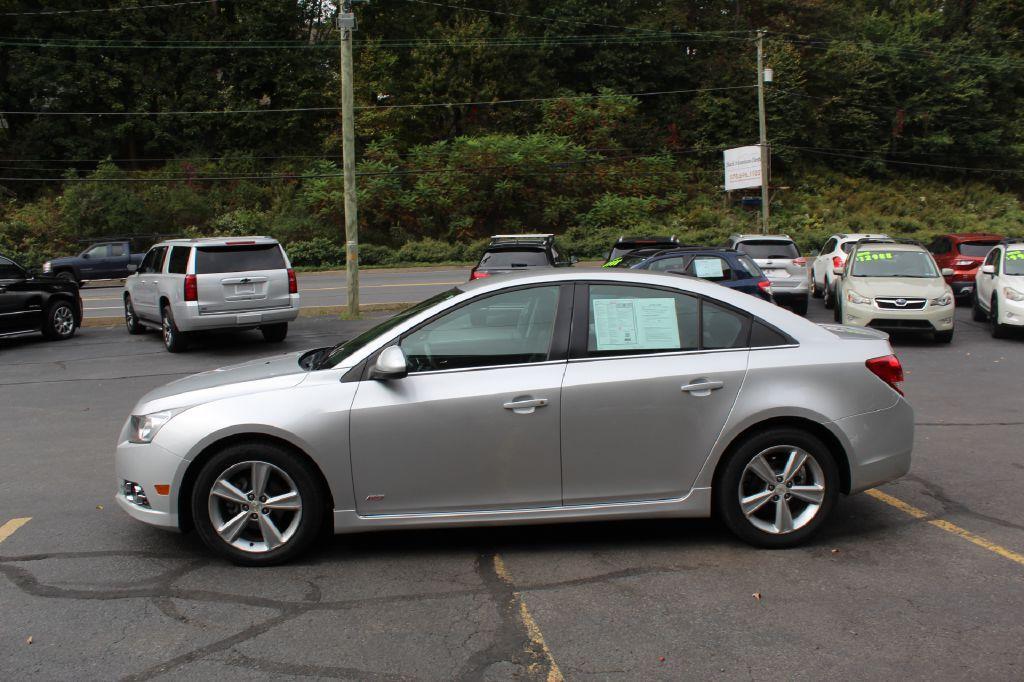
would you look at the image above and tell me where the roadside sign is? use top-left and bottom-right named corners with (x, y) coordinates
top-left (723, 145), bottom-right (763, 191)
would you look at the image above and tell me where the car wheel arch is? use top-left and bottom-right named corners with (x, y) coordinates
top-left (709, 416), bottom-right (852, 498)
top-left (176, 433), bottom-right (335, 533)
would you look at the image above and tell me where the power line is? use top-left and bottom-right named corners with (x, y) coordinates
top-left (0, 84), bottom-right (756, 117)
top-left (779, 145), bottom-right (1024, 175)
top-left (1, 0), bottom-right (213, 17)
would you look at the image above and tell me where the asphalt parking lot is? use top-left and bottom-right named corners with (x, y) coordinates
top-left (1, 297), bottom-right (1023, 680)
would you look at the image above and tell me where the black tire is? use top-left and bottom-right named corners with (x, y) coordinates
top-left (261, 322), bottom-right (288, 343)
top-left (41, 300), bottom-right (77, 340)
top-left (191, 440), bottom-right (325, 566)
top-left (124, 295), bottom-right (144, 335)
top-left (823, 278), bottom-right (835, 310)
top-left (716, 428), bottom-right (840, 548)
top-left (790, 297), bottom-right (809, 316)
top-left (161, 304), bottom-right (188, 352)
top-left (55, 270), bottom-right (79, 287)
top-left (934, 329), bottom-right (954, 344)
top-left (811, 279), bottom-right (823, 299)
top-left (990, 298), bottom-right (1010, 339)
top-left (833, 296), bottom-right (842, 323)
top-left (972, 291), bottom-right (987, 322)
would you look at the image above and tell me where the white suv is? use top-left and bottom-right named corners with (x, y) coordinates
top-left (973, 240), bottom-right (1024, 338)
top-left (123, 237), bottom-right (300, 352)
top-left (811, 233), bottom-right (889, 309)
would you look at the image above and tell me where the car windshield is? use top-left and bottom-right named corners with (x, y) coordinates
top-left (603, 253), bottom-right (650, 269)
top-left (478, 249), bottom-right (548, 268)
top-left (316, 288), bottom-right (461, 369)
top-left (850, 250), bottom-right (939, 278)
top-left (958, 241), bottom-right (998, 258)
top-left (736, 240), bottom-right (799, 259)
top-left (1005, 250), bottom-right (1024, 276)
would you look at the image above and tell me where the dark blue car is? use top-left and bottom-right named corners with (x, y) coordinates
top-left (604, 247), bottom-right (774, 302)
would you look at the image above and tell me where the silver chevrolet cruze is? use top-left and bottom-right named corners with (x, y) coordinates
top-left (115, 269), bottom-right (913, 565)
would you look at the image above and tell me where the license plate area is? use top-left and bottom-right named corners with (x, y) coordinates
top-left (766, 269), bottom-right (790, 278)
top-left (235, 283), bottom-right (256, 296)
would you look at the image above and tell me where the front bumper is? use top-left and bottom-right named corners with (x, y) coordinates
top-left (840, 300), bottom-right (954, 332)
top-left (835, 397), bottom-right (914, 494)
top-left (998, 296), bottom-right (1024, 327)
top-left (114, 434), bottom-right (189, 530)
top-left (173, 296), bottom-right (300, 333)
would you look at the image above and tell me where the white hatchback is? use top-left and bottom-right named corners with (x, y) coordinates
top-left (973, 241), bottom-right (1024, 338)
top-left (810, 233), bottom-right (889, 310)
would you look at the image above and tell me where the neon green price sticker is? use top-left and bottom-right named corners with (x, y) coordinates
top-left (856, 251), bottom-right (893, 262)
top-left (603, 257), bottom-right (623, 268)
top-left (1007, 251), bottom-right (1024, 260)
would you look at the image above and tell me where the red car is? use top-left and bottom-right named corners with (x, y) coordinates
top-left (928, 233), bottom-right (1002, 301)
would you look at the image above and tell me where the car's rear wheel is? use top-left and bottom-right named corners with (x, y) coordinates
top-left (990, 298), bottom-right (1010, 339)
top-left (41, 300), bottom-right (77, 340)
top-left (972, 291), bottom-right (987, 322)
top-left (716, 428), bottom-right (839, 548)
top-left (790, 297), bottom-right (809, 316)
top-left (823, 278), bottom-right (835, 310)
top-left (811, 278), bottom-right (823, 299)
top-left (161, 304), bottom-right (188, 352)
top-left (261, 322), bottom-right (288, 343)
top-left (124, 295), bottom-right (143, 335)
top-left (191, 441), bottom-right (325, 566)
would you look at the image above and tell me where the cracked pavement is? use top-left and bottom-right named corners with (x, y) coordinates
top-left (1, 302), bottom-right (1022, 679)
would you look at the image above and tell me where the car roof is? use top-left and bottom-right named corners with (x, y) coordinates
top-left (837, 233), bottom-right (888, 241)
top-left (944, 233), bottom-right (1003, 241)
top-left (853, 242), bottom-right (928, 253)
top-left (729, 233), bottom-right (793, 241)
top-left (156, 236), bottom-right (279, 247)
top-left (482, 244), bottom-right (547, 252)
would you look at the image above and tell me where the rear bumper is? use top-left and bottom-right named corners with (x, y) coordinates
top-left (766, 278), bottom-right (809, 298)
top-left (173, 297), bottom-right (300, 332)
top-left (835, 398), bottom-right (914, 494)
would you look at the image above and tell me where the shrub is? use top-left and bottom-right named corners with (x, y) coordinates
top-left (285, 238), bottom-right (342, 267)
top-left (396, 238), bottom-right (462, 263)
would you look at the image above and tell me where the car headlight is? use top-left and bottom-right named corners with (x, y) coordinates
top-left (1004, 287), bottom-right (1024, 302)
top-left (129, 409), bottom-right (184, 444)
top-left (42, 261), bottom-right (52, 273)
top-left (846, 290), bottom-right (871, 305)
top-left (930, 294), bottom-right (953, 306)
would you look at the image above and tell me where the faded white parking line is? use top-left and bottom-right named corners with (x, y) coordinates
top-left (82, 280), bottom-right (462, 304)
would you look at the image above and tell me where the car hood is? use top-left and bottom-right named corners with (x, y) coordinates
top-left (844, 277), bottom-right (949, 299)
top-left (133, 351), bottom-right (310, 414)
top-left (46, 255), bottom-right (79, 266)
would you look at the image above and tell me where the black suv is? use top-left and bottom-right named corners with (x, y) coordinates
top-left (605, 235), bottom-right (680, 263)
top-left (470, 234), bottom-right (575, 280)
top-left (0, 254), bottom-right (83, 341)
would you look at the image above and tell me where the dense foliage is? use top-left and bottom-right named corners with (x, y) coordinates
top-left (2, 0), bottom-right (1024, 267)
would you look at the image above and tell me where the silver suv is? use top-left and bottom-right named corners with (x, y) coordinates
top-left (725, 234), bottom-right (809, 315)
top-left (123, 237), bottom-right (300, 352)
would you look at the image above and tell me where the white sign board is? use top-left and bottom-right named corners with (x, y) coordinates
top-left (723, 145), bottom-right (763, 191)
top-left (592, 298), bottom-right (680, 352)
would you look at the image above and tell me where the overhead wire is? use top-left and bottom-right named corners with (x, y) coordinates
top-left (0, 0), bottom-right (214, 17)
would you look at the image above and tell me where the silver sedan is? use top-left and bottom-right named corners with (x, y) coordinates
top-left (115, 269), bottom-right (913, 565)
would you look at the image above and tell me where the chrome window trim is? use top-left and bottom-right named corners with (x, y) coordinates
top-left (400, 358), bottom-right (569, 378)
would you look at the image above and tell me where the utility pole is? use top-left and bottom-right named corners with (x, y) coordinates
top-left (756, 29), bottom-right (770, 234)
top-left (339, 1), bottom-right (364, 316)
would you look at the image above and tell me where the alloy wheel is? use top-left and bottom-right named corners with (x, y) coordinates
top-left (738, 445), bottom-right (826, 535)
top-left (53, 305), bottom-right (75, 336)
top-left (207, 460), bottom-right (303, 553)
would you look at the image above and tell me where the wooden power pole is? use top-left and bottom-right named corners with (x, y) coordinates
top-left (339, 2), bottom-right (360, 316)
top-left (756, 29), bottom-right (770, 234)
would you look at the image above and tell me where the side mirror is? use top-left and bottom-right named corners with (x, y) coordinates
top-left (81, 253), bottom-right (90, 259)
top-left (833, 266), bottom-right (845, 276)
top-left (127, 263), bottom-right (138, 273)
top-left (982, 264), bottom-right (996, 275)
top-left (940, 267), bottom-right (954, 277)
top-left (25, 268), bottom-right (37, 279)
top-left (371, 346), bottom-right (408, 380)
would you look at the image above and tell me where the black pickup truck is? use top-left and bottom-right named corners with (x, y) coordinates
top-left (0, 254), bottom-right (82, 341)
top-left (42, 240), bottom-right (146, 285)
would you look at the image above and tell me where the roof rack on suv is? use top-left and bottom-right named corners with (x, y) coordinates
top-left (614, 235), bottom-right (678, 244)
top-left (488, 234), bottom-right (554, 246)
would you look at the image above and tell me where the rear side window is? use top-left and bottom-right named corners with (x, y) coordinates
top-left (750, 321), bottom-right (789, 348)
top-left (840, 241), bottom-right (858, 254)
top-left (736, 255), bottom-right (763, 278)
top-left (478, 250), bottom-right (549, 268)
top-left (195, 244), bottom-right (286, 274)
top-left (110, 243), bottom-right (126, 257)
top-left (702, 300), bottom-right (750, 349)
top-left (0, 256), bottom-right (24, 279)
top-left (736, 240), bottom-right (800, 259)
top-left (167, 246), bottom-right (191, 274)
top-left (958, 242), bottom-right (998, 258)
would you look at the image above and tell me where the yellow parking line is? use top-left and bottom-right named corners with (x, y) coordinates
top-left (867, 489), bottom-right (1024, 567)
top-left (493, 555), bottom-right (564, 682)
top-left (0, 517), bottom-right (31, 544)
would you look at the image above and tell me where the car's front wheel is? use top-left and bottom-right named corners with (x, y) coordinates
top-left (42, 300), bottom-right (77, 340)
top-left (716, 428), bottom-right (839, 548)
top-left (191, 441), bottom-right (325, 566)
top-left (935, 329), bottom-right (954, 344)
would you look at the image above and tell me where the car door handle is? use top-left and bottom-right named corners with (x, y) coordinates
top-left (681, 380), bottom-right (724, 396)
top-left (503, 398), bottom-right (549, 414)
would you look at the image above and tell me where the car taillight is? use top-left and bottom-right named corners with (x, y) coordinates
top-left (832, 255), bottom-right (845, 269)
top-left (866, 354), bottom-right (904, 396)
top-left (793, 257), bottom-right (807, 266)
top-left (470, 270), bottom-right (490, 280)
top-left (757, 280), bottom-right (772, 290)
top-left (287, 268), bottom-right (298, 294)
top-left (184, 274), bottom-right (198, 302)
